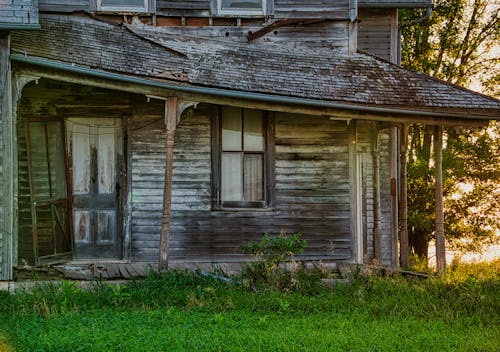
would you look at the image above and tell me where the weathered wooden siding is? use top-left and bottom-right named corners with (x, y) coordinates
top-left (0, 34), bottom-right (7, 278)
top-left (147, 21), bottom-right (351, 51)
top-left (357, 8), bottom-right (397, 62)
top-left (0, 0), bottom-right (39, 27)
top-left (129, 104), bottom-right (353, 262)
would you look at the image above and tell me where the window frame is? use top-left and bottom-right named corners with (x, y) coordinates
top-left (96, 0), bottom-right (151, 13)
top-left (212, 0), bottom-right (273, 17)
top-left (211, 106), bottom-right (275, 210)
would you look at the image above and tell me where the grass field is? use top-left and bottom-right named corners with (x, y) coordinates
top-left (0, 260), bottom-right (498, 351)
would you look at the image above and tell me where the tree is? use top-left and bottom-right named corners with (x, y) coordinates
top-left (400, 0), bottom-right (500, 258)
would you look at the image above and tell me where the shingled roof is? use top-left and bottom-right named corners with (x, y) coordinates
top-left (11, 14), bottom-right (500, 119)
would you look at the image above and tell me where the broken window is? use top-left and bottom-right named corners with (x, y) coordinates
top-left (213, 107), bottom-right (274, 209)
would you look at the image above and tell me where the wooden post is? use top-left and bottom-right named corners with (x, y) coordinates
top-left (372, 124), bottom-right (382, 264)
top-left (390, 126), bottom-right (399, 269)
top-left (159, 96), bottom-right (178, 271)
top-left (0, 33), bottom-right (14, 280)
top-left (434, 125), bottom-right (446, 276)
top-left (399, 124), bottom-right (409, 269)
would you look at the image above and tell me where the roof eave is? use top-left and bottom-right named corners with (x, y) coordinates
top-left (10, 53), bottom-right (498, 123)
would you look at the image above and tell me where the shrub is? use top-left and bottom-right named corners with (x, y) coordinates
top-left (241, 231), bottom-right (326, 292)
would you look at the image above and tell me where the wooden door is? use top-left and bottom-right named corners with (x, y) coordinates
top-left (66, 118), bottom-right (123, 259)
top-left (26, 119), bottom-right (72, 264)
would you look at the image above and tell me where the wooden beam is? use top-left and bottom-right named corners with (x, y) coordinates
top-left (399, 123), bottom-right (409, 269)
top-left (434, 125), bottom-right (446, 276)
top-left (159, 96), bottom-right (178, 271)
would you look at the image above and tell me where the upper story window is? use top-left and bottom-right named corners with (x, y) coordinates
top-left (97, 0), bottom-right (149, 13)
top-left (215, 0), bottom-right (268, 16)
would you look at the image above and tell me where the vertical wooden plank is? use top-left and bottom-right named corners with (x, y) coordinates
top-left (399, 123), bottom-right (409, 269)
top-left (390, 126), bottom-right (399, 269)
top-left (159, 96), bottom-right (178, 270)
top-left (434, 125), bottom-right (446, 276)
top-left (0, 33), bottom-right (13, 280)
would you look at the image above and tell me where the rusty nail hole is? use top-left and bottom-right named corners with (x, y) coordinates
top-left (273, 30), bottom-right (278, 35)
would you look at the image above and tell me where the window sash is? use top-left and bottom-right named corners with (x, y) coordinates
top-left (218, 107), bottom-right (268, 208)
top-left (217, 0), bottom-right (266, 15)
top-left (97, 0), bottom-right (149, 12)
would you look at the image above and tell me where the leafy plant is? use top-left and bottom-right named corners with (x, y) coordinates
top-left (241, 231), bottom-right (326, 292)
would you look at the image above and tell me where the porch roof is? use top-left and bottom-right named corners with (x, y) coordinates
top-left (10, 14), bottom-right (500, 120)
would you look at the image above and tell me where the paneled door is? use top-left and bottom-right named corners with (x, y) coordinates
top-left (66, 118), bottom-right (123, 259)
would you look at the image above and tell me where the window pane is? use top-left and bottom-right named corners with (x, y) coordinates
top-left (222, 107), bottom-right (242, 150)
top-left (221, 0), bottom-right (262, 10)
top-left (72, 124), bottom-right (91, 195)
top-left (101, 0), bottom-right (145, 8)
top-left (244, 154), bottom-right (263, 201)
top-left (98, 126), bottom-right (116, 194)
top-left (221, 152), bottom-right (242, 201)
top-left (244, 109), bottom-right (264, 151)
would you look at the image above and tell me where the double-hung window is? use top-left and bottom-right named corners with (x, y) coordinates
top-left (213, 106), bottom-right (274, 209)
top-left (97, 0), bottom-right (150, 13)
top-left (215, 0), bottom-right (269, 16)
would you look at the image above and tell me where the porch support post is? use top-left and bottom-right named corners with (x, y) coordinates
top-left (399, 123), bottom-right (409, 269)
top-left (159, 96), bottom-right (178, 271)
top-left (372, 124), bottom-right (382, 264)
top-left (434, 125), bottom-right (446, 276)
top-left (0, 33), bottom-right (13, 280)
top-left (390, 126), bottom-right (399, 269)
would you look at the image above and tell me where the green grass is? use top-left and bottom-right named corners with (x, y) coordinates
top-left (1, 261), bottom-right (499, 351)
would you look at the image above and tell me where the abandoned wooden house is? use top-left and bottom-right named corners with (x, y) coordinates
top-left (1, 0), bottom-right (499, 280)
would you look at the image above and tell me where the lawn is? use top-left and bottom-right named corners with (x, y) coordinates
top-left (0, 261), bottom-right (498, 351)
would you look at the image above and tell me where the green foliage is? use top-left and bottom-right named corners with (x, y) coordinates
top-left (0, 262), bottom-right (499, 351)
top-left (240, 232), bottom-right (326, 292)
top-left (400, 0), bottom-right (499, 93)
top-left (400, 0), bottom-right (499, 257)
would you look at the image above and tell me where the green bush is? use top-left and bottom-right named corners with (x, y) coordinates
top-left (241, 231), bottom-right (326, 292)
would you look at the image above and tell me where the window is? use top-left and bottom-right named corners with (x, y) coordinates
top-left (213, 107), bottom-right (274, 209)
top-left (97, 0), bottom-right (149, 13)
top-left (214, 0), bottom-right (269, 16)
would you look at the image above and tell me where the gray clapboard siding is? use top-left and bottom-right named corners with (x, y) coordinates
top-left (38, 0), bottom-right (90, 12)
top-left (148, 21), bottom-right (350, 51)
top-left (357, 8), bottom-right (398, 62)
top-left (130, 104), bottom-right (353, 262)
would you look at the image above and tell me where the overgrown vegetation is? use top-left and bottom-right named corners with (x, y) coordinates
top-left (0, 260), bottom-right (499, 351)
top-left (240, 231), bottom-right (327, 292)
